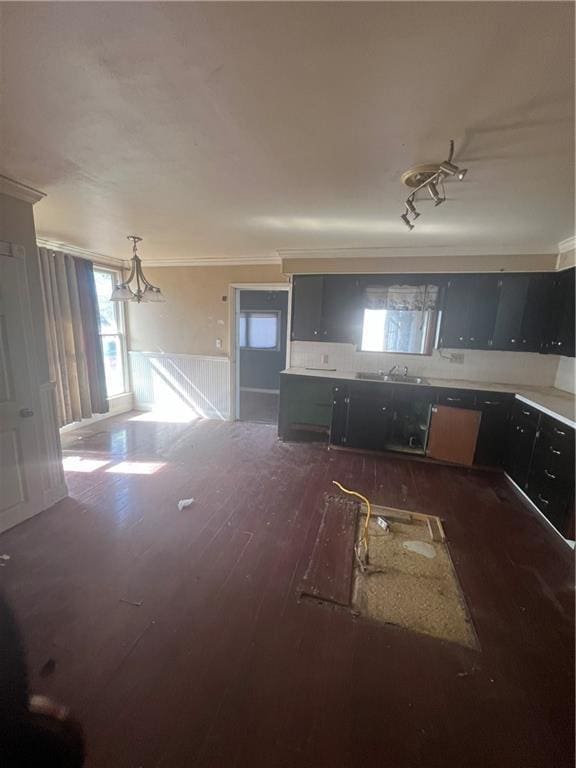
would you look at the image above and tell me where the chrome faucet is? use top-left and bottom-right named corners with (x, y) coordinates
top-left (403, 365), bottom-right (409, 377)
top-left (388, 365), bottom-right (399, 375)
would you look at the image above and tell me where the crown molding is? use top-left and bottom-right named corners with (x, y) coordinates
top-left (36, 237), bottom-right (128, 269)
top-left (0, 175), bottom-right (45, 205)
top-left (277, 245), bottom-right (557, 260)
top-left (558, 236), bottom-right (576, 254)
top-left (141, 254), bottom-right (281, 267)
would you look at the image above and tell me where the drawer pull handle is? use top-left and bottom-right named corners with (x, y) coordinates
top-left (554, 428), bottom-right (567, 437)
top-left (482, 401), bottom-right (500, 405)
top-left (446, 397), bottom-right (461, 402)
top-left (550, 447), bottom-right (562, 455)
top-left (544, 469), bottom-right (556, 480)
top-left (510, 338), bottom-right (516, 343)
top-left (521, 410), bottom-right (531, 416)
top-left (537, 494), bottom-right (550, 506)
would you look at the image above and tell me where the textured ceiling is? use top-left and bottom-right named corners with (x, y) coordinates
top-left (1, 2), bottom-right (574, 262)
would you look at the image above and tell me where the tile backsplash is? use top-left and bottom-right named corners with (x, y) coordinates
top-left (555, 356), bottom-right (576, 394)
top-left (290, 341), bottom-right (565, 388)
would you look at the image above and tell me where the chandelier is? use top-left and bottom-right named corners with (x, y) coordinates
top-left (110, 235), bottom-right (165, 303)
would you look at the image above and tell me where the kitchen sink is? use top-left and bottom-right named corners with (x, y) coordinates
top-left (355, 372), bottom-right (430, 385)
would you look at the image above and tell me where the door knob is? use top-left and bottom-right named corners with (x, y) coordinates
top-left (19, 408), bottom-right (34, 418)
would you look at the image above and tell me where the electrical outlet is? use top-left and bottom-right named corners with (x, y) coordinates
top-left (450, 353), bottom-right (464, 364)
top-left (216, 338), bottom-right (222, 349)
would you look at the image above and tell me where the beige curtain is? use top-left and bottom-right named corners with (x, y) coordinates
top-left (39, 248), bottom-right (106, 426)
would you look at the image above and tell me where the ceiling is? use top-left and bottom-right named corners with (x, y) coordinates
top-left (1, 2), bottom-right (574, 264)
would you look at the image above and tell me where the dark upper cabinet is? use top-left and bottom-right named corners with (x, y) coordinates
top-left (491, 274), bottom-right (549, 352)
top-left (291, 275), bottom-right (324, 341)
top-left (321, 276), bottom-right (362, 344)
top-left (291, 275), bottom-right (361, 343)
top-left (439, 275), bottom-right (499, 349)
top-left (543, 268), bottom-right (575, 357)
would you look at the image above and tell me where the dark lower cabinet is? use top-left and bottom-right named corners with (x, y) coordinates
top-left (505, 401), bottom-right (539, 488)
top-left (278, 375), bottom-right (335, 438)
top-left (474, 393), bottom-right (514, 466)
top-left (505, 402), bottom-right (575, 536)
top-left (335, 390), bottom-right (392, 450)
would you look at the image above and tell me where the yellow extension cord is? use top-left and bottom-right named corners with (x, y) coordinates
top-left (332, 480), bottom-right (372, 561)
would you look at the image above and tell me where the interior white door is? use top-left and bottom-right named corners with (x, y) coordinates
top-left (0, 243), bottom-right (43, 533)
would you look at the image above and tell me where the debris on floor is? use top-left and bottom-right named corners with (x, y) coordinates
top-left (119, 598), bottom-right (143, 607)
top-left (352, 506), bottom-right (478, 649)
top-left (177, 498), bottom-right (195, 511)
top-left (0, 554), bottom-right (11, 560)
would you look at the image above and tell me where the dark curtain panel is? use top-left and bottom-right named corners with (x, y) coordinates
top-left (74, 258), bottom-right (109, 416)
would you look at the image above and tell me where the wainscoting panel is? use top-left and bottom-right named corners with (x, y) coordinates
top-left (129, 352), bottom-right (230, 420)
top-left (39, 381), bottom-right (68, 508)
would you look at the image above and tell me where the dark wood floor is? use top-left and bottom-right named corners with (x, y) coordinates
top-left (239, 389), bottom-right (279, 424)
top-left (1, 412), bottom-right (574, 767)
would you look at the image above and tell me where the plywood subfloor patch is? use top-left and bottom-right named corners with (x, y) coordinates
top-left (354, 507), bottom-right (478, 650)
top-left (299, 493), bottom-right (358, 606)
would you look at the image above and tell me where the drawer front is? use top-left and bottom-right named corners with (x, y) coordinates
top-left (437, 389), bottom-right (476, 409)
top-left (474, 392), bottom-right (513, 409)
top-left (531, 421), bottom-right (575, 483)
top-left (511, 400), bottom-right (541, 428)
top-left (526, 473), bottom-right (572, 532)
top-left (539, 414), bottom-right (574, 453)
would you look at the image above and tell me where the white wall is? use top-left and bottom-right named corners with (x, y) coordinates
top-left (290, 341), bottom-right (562, 388)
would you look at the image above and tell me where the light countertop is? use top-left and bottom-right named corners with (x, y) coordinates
top-left (281, 367), bottom-right (576, 428)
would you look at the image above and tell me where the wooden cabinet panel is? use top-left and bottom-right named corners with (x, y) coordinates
top-left (427, 405), bottom-right (482, 466)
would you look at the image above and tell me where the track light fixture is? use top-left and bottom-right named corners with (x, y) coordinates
top-left (405, 197), bottom-right (420, 220)
top-left (439, 160), bottom-right (468, 180)
top-left (398, 139), bottom-right (468, 231)
top-left (400, 212), bottom-right (414, 230)
top-left (427, 180), bottom-right (444, 206)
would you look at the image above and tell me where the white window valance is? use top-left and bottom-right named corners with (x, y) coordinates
top-left (364, 284), bottom-right (440, 311)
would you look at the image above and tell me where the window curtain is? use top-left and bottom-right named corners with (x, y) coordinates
top-left (364, 284), bottom-right (440, 311)
top-left (38, 248), bottom-right (109, 427)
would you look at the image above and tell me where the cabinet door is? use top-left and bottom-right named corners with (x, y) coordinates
top-left (492, 275), bottom-right (531, 351)
top-left (329, 385), bottom-right (349, 446)
top-left (439, 278), bottom-right (471, 348)
top-left (466, 275), bottom-right (499, 349)
top-left (291, 276), bottom-right (324, 341)
top-left (555, 268), bottom-right (575, 357)
top-left (427, 405), bottom-right (482, 466)
top-left (519, 274), bottom-right (550, 352)
top-left (344, 393), bottom-right (391, 450)
top-left (505, 418), bottom-right (538, 489)
top-left (322, 276), bottom-right (362, 344)
top-left (473, 394), bottom-right (513, 466)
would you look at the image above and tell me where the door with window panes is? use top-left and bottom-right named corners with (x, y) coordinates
top-left (94, 269), bottom-right (127, 397)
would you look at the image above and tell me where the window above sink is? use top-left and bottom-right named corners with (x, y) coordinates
top-left (360, 283), bottom-right (440, 355)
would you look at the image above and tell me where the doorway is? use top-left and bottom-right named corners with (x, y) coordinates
top-left (234, 288), bottom-right (289, 424)
top-left (0, 242), bottom-right (44, 533)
